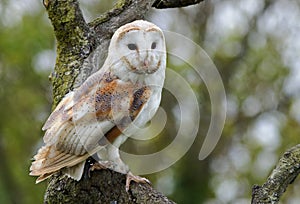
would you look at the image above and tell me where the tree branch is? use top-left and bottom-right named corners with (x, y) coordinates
top-left (44, 169), bottom-right (175, 204)
top-left (153, 0), bottom-right (204, 9)
top-left (251, 144), bottom-right (300, 203)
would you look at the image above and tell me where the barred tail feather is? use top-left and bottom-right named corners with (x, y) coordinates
top-left (62, 161), bottom-right (86, 181)
top-left (30, 145), bottom-right (105, 183)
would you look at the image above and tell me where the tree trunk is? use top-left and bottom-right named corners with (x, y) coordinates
top-left (42, 0), bottom-right (203, 203)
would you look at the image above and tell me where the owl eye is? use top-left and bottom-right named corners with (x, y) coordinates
top-left (151, 42), bottom-right (157, 49)
top-left (127, 43), bottom-right (137, 50)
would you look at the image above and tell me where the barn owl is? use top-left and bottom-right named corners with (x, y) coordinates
top-left (30, 20), bottom-right (166, 191)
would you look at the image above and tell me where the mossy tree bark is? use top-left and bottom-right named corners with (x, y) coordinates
top-left (251, 144), bottom-right (300, 203)
top-left (42, 0), bottom-right (203, 203)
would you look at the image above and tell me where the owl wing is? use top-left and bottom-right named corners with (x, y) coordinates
top-left (30, 72), bottom-right (152, 182)
top-left (41, 71), bottom-right (105, 135)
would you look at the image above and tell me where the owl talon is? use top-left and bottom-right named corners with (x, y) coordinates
top-left (90, 162), bottom-right (107, 171)
top-left (125, 172), bottom-right (150, 192)
top-left (88, 161), bottom-right (114, 177)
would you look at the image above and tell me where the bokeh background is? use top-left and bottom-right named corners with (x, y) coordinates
top-left (1, 0), bottom-right (300, 203)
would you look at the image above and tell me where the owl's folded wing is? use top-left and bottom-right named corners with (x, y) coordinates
top-left (30, 124), bottom-right (123, 183)
top-left (42, 71), bottom-right (105, 132)
top-left (30, 75), bottom-right (151, 182)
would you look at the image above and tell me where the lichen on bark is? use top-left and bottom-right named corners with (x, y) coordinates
top-left (46, 0), bottom-right (93, 108)
top-left (251, 144), bottom-right (300, 203)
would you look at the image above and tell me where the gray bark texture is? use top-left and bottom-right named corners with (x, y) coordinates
top-left (42, 0), bottom-right (203, 203)
top-left (251, 144), bottom-right (300, 204)
top-left (44, 169), bottom-right (175, 204)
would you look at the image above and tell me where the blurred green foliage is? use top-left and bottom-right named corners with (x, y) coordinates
top-left (1, 0), bottom-right (300, 203)
top-left (0, 2), bottom-right (54, 203)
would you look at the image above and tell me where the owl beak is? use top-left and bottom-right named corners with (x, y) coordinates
top-left (143, 60), bottom-right (149, 67)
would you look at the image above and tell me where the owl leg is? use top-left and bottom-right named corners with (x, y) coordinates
top-left (106, 145), bottom-right (150, 191)
top-left (86, 153), bottom-right (115, 177)
top-left (107, 145), bottom-right (129, 174)
top-left (125, 171), bottom-right (150, 192)
top-left (89, 160), bottom-right (114, 171)
top-left (88, 160), bottom-right (116, 177)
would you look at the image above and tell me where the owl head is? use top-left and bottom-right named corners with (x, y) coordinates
top-left (106, 20), bottom-right (166, 82)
